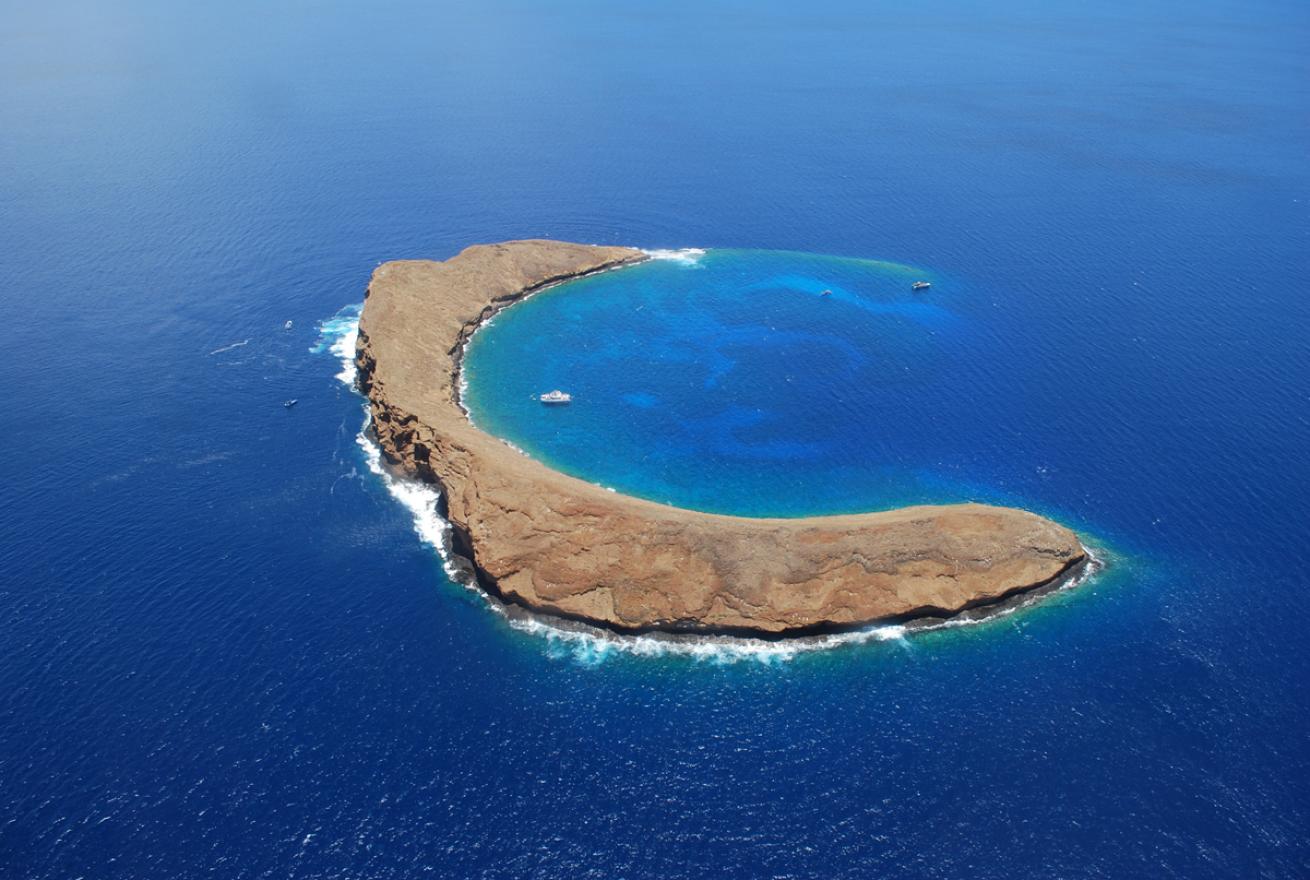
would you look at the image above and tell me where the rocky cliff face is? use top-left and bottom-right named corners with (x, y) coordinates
top-left (356, 240), bottom-right (1087, 636)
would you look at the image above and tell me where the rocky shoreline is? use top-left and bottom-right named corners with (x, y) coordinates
top-left (355, 240), bottom-right (1088, 637)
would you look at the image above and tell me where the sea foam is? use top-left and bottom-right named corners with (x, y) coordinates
top-left (315, 302), bottom-right (1101, 664)
top-left (642, 247), bottom-right (706, 266)
top-left (311, 303), bottom-right (362, 385)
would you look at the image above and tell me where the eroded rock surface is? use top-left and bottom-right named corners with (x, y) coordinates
top-left (356, 240), bottom-right (1086, 635)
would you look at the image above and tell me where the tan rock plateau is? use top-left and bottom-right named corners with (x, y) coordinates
top-left (355, 240), bottom-right (1087, 636)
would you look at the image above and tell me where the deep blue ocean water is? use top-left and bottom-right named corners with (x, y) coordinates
top-left (3, 0), bottom-right (1309, 877)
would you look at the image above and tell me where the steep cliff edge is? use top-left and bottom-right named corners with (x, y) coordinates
top-left (355, 240), bottom-right (1087, 636)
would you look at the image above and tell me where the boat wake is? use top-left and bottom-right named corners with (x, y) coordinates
top-left (209, 339), bottom-right (250, 355)
top-left (315, 302), bottom-right (1102, 665)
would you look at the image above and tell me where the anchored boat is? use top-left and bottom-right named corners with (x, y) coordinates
top-left (539, 390), bottom-right (572, 405)
top-left (912, 281), bottom-right (931, 291)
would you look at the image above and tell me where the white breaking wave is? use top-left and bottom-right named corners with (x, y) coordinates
top-left (314, 301), bottom-right (1103, 665)
top-left (642, 247), bottom-right (706, 266)
top-left (505, 614), bottom-right (910, 666)
top-left (353, 408), bottom-right (474, 586)
top-left (311, 304), bottom-right (362, 384)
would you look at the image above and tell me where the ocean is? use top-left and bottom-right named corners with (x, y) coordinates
top-left (2, 0), bottom-right (1308, 877)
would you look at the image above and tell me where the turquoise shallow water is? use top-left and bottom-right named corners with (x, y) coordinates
top-left (465, 248), bottom-right (1059, 519)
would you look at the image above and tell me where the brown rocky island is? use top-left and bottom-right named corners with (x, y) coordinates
top-left (355, 240), bottom-right (1087, 637)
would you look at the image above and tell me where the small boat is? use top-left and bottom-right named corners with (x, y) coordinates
top-left (538, 390), bottom-right (571, 405)
top-left (283, 399), bottom-right (298, 409)
top-left (284, 320), bottom-right (293, 330)
top-left (912, 281), bottom-right (931, 291)
top-left (820, 289), bottom-right (832, 297)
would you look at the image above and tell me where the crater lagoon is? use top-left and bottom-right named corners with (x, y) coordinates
top-left (461, 248), bottom-right (1062, 519)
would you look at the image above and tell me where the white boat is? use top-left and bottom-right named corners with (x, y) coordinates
top-left (539, 390), bottom-right (572, 405)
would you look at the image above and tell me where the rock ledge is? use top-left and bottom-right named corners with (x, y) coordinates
top-left (356, 240), bottom-right (1086, 636)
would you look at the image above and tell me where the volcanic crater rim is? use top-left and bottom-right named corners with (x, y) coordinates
top-left (355, 239), bottom-right (1091, 638)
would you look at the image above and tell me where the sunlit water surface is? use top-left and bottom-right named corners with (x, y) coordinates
top-left (3, 1), bottom-right (1309, 877)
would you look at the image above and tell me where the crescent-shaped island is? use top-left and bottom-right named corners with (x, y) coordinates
top-left (355, 240), bottom-right (1088, 637)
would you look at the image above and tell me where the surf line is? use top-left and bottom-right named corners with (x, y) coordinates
top-left (316, 299), bottom-right (1102, 664)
